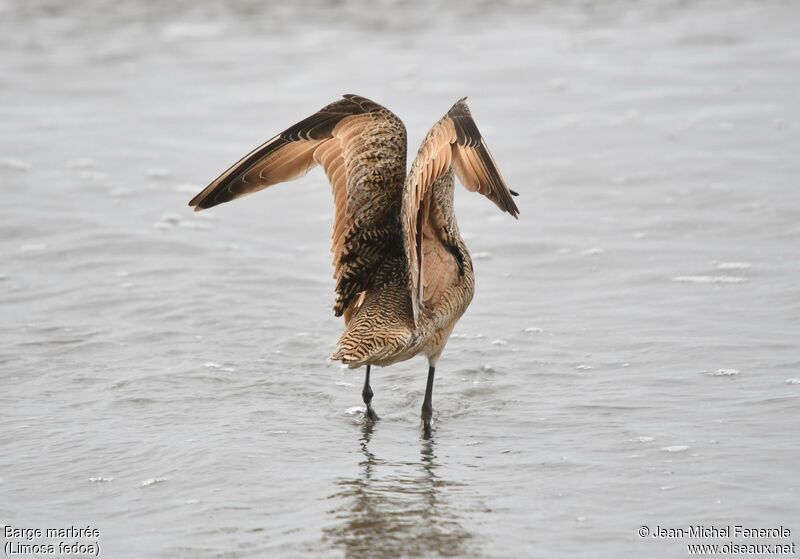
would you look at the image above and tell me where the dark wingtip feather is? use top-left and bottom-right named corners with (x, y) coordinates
top-left (341, 94), bottom-right (384, 113)
top-left (447, 97), bottom-right (470, 118)
top-left (188, 194), bottom-right (204, 210)
top-left (507, 202), bottom-right (520, 220)
top-left (188, 184), bottom-right (226, 211)
top-left (509, 189), bottom-right (519, 196)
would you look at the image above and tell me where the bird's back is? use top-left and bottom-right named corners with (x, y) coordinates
top-left (332, 170), bottom-right (473, 368)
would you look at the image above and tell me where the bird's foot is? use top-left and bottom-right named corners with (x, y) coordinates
top-left (421, 403), bottom-right (433, 434)
top-left (422, 419), bottom-right (433, 439)
top-left (365, 405), bottom-right (380, 422)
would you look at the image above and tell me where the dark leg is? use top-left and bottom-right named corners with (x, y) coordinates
top-left (362, 365), bottom-right (379, 421)
top-left (421, 365), bottom-right (435, 432)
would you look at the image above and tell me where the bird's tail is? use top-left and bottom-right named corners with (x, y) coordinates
top-left (330, 286), bottom-right (414, 368)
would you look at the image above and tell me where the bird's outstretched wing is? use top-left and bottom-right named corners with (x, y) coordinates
top-left (402, 98), bottom-right (518, 321)
top-left (189, 94), bottom-right (408, 317)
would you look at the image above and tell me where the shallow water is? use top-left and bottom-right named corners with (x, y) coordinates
top-left (2, 1), bottom-right (799, 557)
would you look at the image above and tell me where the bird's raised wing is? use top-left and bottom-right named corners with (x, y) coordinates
top-left (402, 98), bottom-right (518, 321)
top-left (190, 94), bottom-right (408, 317)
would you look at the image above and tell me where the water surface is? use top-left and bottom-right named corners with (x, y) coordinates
top-left (1, 1), bottom-right (799, 557)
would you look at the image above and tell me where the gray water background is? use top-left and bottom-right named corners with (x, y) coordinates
top-left (1, 1), bottom-right (799, 557)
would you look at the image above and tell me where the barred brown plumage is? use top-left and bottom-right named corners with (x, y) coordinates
top-left (189, 94), bottom-right (518, 432)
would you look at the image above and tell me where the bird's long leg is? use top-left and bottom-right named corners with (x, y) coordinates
top-left (362, 365), bottom-right (379, 421)
top-left (421, 365), bottom-right (436, 433)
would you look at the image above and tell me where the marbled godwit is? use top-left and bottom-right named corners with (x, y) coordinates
top-left (189, 95), bottom-right (518, 431)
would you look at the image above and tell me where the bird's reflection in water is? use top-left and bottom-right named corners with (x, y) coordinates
top-left (323, 422), bottom-right (478, 558)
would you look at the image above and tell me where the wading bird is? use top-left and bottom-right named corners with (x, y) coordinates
top-left (189, 95), bottom-right (518, 431)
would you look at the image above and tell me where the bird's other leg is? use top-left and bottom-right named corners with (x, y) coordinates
top-left (362, 365), bottom-right (379, 421)
top-left (421, 365), bottom-right (436, 433)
